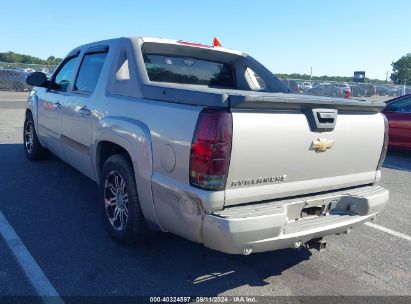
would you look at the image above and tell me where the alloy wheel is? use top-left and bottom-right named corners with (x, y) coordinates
top-left (104, 170), bottom-right (129, 231)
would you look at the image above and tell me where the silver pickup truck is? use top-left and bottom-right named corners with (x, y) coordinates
top-left (24, 36), bottom-right (389, 255)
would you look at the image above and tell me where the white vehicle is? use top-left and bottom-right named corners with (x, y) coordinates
top-left (22, 68), bottom-right (36, 73)
top-left (302, 81), bottom-right (313, 90)
top-left (37, 68), bottom-right (50, 74)
top-left (24, 37), bottom-right (389, 255)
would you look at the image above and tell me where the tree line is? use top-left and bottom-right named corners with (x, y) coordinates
top-left (0, 51), bottom-right (62, 65)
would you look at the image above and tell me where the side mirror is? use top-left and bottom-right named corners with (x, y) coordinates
top-left (26, 72), bottom-right (48, 87)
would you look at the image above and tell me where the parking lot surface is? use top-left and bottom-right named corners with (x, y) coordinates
top-left (0, 93), bottom-right (410, 300)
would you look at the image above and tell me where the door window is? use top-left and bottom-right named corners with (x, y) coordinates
top-left (74, 52), bottom-right (108, 93)
top-left (386, 97), bottom-right (411, 113)
top-left (50, 56), bottom-right (78, 92)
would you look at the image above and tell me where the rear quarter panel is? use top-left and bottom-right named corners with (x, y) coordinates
top-left (93, 95), bottom-right (207, 234)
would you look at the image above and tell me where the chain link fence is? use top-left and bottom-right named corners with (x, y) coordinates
top-left (280, 79), bottom-right (411, 100)
top-left (0, 62), bottom-right (58, 92)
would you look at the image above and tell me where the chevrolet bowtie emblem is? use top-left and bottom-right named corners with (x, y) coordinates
top-left (311, 138), bottom-right (335, 152)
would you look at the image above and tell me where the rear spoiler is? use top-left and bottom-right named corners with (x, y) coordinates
top-left (229, 94), bottom-right (386, 112)
top-left (141, 83), bottom-right (386, 113)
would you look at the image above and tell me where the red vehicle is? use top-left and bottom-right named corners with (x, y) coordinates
top-left (384, 94), bottom-right (411, 151)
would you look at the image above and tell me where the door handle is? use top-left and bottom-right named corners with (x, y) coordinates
top-left (55, 101), bottom-right (62, 110)
top-left (79, 106), bottom-right (91, 117)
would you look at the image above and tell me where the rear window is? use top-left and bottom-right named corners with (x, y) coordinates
top-left (143, 54), bottom-right (234, 88)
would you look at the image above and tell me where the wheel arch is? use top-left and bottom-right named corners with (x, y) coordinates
top-left (25, 92), bottom-right (40, 126)
top-left (93, 118), bottom-right (160, 230)
top-left (25, 94), bottom-right (46, 148)
top-left (25, 108), bottom-right (32, 118)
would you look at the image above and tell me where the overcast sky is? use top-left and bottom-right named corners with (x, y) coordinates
top-left (1, 0), bottom-right (410, 79)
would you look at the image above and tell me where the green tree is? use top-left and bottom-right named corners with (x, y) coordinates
top-left (0, 51), bottom-right (62, 65)
top-left (391, 54), bottom-right (411, 85)
top-left (46, 56), bottom-right (62, 65)
top-left (0, 51), bottom-right (20, 63)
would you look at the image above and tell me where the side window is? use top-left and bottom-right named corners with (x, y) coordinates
top-left (245, 67), bottom-right (267, 91)
top-left (73, 52), bottom-right (108, 93)
top-left (50, 56), bottom-right (78, 92)
top-left (387, 97), bottom-right (411, 113)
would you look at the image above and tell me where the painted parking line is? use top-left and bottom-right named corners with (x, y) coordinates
top-left (193, 270), bottom-right (236, 284)
top-left (365, 222), bottom-right (411, 242)
top-left (0, 211), bottom-right (64, 304)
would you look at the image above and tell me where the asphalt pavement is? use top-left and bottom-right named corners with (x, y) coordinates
top-left (0, 92), bottom-right (410, 301)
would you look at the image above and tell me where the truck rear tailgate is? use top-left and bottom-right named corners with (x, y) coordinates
top-left (225, 105), bottom-right (386, 206)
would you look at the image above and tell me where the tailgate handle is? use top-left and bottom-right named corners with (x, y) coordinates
top-left (305, 108), bottom-right (338, 132)
top-left (317, 112), bottom-right (336, 124)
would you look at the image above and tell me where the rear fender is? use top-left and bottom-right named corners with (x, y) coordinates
top-left (93, 117), bottom-right (160, 229)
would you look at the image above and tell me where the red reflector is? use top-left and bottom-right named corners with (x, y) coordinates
top-left (190, 108), bottom-right (233, 190)
top-left (176, 40), bottom-right (212, 48)
top-left (213, 37), bottom-right (222, 47)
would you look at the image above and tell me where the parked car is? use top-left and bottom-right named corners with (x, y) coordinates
top-left (22, 68), bottom-right (36, 73)
top-left (384, 94), bottom-right (411, 151)
top-left (302, 81), bottom-right (312, 90)
top-left (37, 68), bottom-right (50, 74)
top-left (377, 85), bottom-right (390, 96)
top-left (0, 69), bottom-right (29, 91)
top-left (308, 84), bottom-right (338, 97)
top-left (283, 79), bottom-right (303, 93)
top-left (388, 86), bottom-right (403, 97)
top-left (351, 83), bottom-right (376, 97)
top-left (363, 83), bottom-right (376, 97)
top-left (350, 84), bottom-right (364, 97)
top-left (336, 83), bottom-right (351, 97)
top-left (24, 36), bottom-right (389, 255)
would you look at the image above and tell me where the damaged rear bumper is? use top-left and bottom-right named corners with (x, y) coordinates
top-left (202, 185), bottom-right (389, 254)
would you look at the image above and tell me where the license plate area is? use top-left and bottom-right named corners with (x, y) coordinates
top-left (301, 206), bottom-right (326, 218)
top-left (293, 198), bottom-right (340, 221)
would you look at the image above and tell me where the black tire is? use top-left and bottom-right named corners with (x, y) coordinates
top-left (100, 154), bottom-right (148, 245)
top-left (23, 113), bottom-right (50, 160)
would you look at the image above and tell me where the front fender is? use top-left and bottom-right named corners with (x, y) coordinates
top-left (93, 117), bottom-right (161, 230)
top-left (26, 90), bottom-right (47, 147)
top-left (26, 90), bottom-right (38, 123)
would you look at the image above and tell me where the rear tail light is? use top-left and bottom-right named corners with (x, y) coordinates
top-left (190, 108), bottom-right (233, 190)
top-left (377, 114), bottom-right (389, 170)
